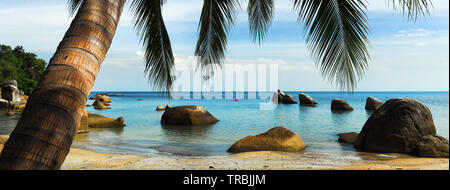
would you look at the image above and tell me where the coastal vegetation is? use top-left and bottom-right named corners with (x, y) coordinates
top-left (0, 44), bottom-right (46, 95)
top-left (0, 0), bottom-right (435, 170)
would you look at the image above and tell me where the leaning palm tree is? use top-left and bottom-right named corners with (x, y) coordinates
top-left (0, 0), bottom-right (431, 169)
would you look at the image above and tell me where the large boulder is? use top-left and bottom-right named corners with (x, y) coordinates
top-left (271, 90), bottom-right (297, 104)
top-left (1, 84), bottom-right (20, 103)
top-left (365, 97), bottom-right (383, 111)
top-left (331, 99), bottom-right (353, 111)
top-left (338, 132), bottom-right (359, 144)
top-left (0, 99), bottom-right (10, 108)
top-left (298, 93), bottom-right (318, 105)
top-left (354, 98), bottom-right (437, 155)
top-left (416, 135), bottom-right (449, 158)
top-left (2, 80), bottom-right (17, 87)
top-left (161, 105), bottom-right (219, 125)
top-left (87, 113), bottom-right (125, 128)
top-left (228, 126), bottom-right (305, 153)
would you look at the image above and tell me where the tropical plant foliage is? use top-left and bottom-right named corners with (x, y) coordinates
top-left (68, 0), bottom-right (432, 92)
top-left (130, 0), bottom-right (175, 94)
top-left (0, 44), bottom-right (47, 94)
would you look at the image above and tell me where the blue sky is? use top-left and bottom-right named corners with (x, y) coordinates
top-left (0, 0), bottom-right (448, 91)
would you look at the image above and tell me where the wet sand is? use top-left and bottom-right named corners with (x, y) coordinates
top-left (1, 135), bottom-right (448, 170)
top-left (61, 148), bottom-right (449, 170)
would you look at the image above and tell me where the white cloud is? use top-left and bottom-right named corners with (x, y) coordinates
top-left (394, 28), bottom-right (432, 37)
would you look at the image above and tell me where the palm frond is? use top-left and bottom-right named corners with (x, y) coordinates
top-left (67, 0), bottom-right (85, 16)
top-left (294, 0), bottom-right (370, 91)
top-left (195, 0), bottom-right (240, 78)
top-left (130, 0), bottom-right (175, 94)
top-left (248, 0), bottom-right (275, 44)
top-left (388, 0), bottom-right (432, 21)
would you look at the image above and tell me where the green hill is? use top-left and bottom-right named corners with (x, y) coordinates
top-left (0, 44), bottom-right (47, 94)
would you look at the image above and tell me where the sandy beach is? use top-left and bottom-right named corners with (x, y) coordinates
top-left (1, 135), bottom-right (448, 170)
top-left (61, 147), bottom-right (449, 170)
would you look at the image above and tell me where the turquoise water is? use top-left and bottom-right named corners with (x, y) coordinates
top-left (69, 91), bottom-right (449, 158)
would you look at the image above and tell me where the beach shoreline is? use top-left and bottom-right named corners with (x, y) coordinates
top-left (61, 147), bottom-right (449, 170)
top-left (1, 135), bottom-right (449, 170)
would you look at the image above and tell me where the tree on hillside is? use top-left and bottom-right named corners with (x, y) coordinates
top-left (0, 45), bottom-right (47, 94)
top-left (0, 0), bottom-right (431, 169)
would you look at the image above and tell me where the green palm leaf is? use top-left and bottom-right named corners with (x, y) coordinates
top-left (67, 0), bottom-right (85, 16)
top-left (248, 0), bottom-right (275, 44)
top-left (130, 0), bottom-right (175, 94)
top-left (389, 0), bottom-right (432, 21)
top-left (294, 0), bottom-right (371, 91)
top-left (195, 0), bottom-right (240, 78)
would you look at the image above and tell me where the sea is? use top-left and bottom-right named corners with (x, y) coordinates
top-left (1, 91), bottom-right (449, 160)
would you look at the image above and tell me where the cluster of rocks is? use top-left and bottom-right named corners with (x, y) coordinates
top-left (271, 90), bottom-right (297, 104)
top-left (158, 90), bottom-right (447, 158)
top-left (331, 97), bottom-right (384, 112)
top-left (156, 105), bottom-right (172, 111)
top-left (76, 94), bottom-right (125, 134)
top-left (272, 89), bottom-right (387, 112)
top-left (0, 80), bottom-right (28, 114)
top-left (337, 98), bottom-right (448, 158)
top-left (89, 94), bottom-right (112, 110)
top-left (157, 104), bottom-right (305, 153)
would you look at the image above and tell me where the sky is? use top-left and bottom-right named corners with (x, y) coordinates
top-left (0, 0), bottom-right (448, 92)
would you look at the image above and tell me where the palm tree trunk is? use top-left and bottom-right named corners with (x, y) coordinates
top-left (0, 0), bottom-right (126, 170)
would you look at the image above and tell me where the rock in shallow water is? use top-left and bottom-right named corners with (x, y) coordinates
top-left (156, 105), bottom-right (165, 111)
top-left (93, 100), bottom-right (110, 110)
top-left (87, 113), bottom-right (125, 128)
top-left (271, 90), bottom-right (297, 104)
top-left (354, 98), bottom-right (438, 155)
top-left (416, 135), bottom-right (449, 158)
top-left (338, 132), bottom-right (359, 144)
top-left (298, 93), bottom-right (318, 105)
top-left (331, 99), bottom-right (353, 111)
top-left (161, 105), bottom-right (218, 125)
top-left (89, 94), bottom-right (112, 102)
top-left (227, 126), bottom-right (305, 153)
top-left (365, 97), bottom-right (384, 111)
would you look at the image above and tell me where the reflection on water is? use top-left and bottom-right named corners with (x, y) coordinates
top-left (161, 124), bottom-right (214, 136)
top-left (158, 124), bottom-right (229, 156)
top-left (0, 109), bottom-right (20, 135)
top-left (331, 110), bottom-right (354, 114)
top-left (1, 91), bottom-right (449, 160)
